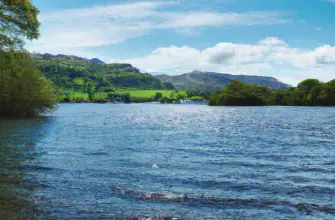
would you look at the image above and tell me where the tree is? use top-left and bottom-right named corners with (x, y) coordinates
top-left (208, 80), bottom-right (268, 106)
top-left (318, 80), bottom-right (335, 106)
top-left (0, 51), bottom-right (57, 116)
top-left (163, 82), bottom-right (175, 90)
top-left (297, 79), bottom-right (320, 104)
top-left (170, 91), bottom-right (176, 99)
top-left (297, 79), bottom-right (320, 93)
top-left (159, 96), bottom-right (173, 104)
top-left (187, 89), bottom-right (199, 97)
top-left (88, 86), bottom-right (95, 101)
top-left (122, 93), bottom-right (131, 103)
top-left (190, 96), bottom-right (203, 101)
top-left (154, 92), bottom-right (162, 101)
top-left (72, 77), bottom-right (84, 91)
top-left (0, 0), bottom-right (40, 50)
top-left (177, 91), bottom-right (187, 100)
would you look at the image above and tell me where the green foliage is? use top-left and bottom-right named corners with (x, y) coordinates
top-left (208, 80), bottom-right (267, 106)
top-left (92, 92), bottom-right (108, 103)
top-left (199, 91), bottom-right (211, 100)
top-left (0, 51), bottom-right (56, 116)
top-left (125, 90), bottom-right (174, 99)
top-left (163, 82), bottom-right (175, 90)
top-left (88, 86), bottom-right (95, 101)
top-left (170, 91), bottom-right (176, 99)
top-left (33, 54), bottom-right (175, 94)
top-left (187, 89), bottom-right (200, 98)
top-left (122, 93), bottom-right (131, 103)
top-left (107, 72), bottom-right (169, 90)
top-left (0, 0), bottom-right (40, 50)
top-left (209, 79), bottom-right (335, 106)
top-left (121, 90), bottom-right (182, 103)
top-left (57, 90), bottom-right (89, 102)
top-left (185, 89), bottom-right (210, 99)
top-left (190, 96), bottom-right (203, 101)
top-left (130, 96), bottom-right (154, 103)
top-left (154, 92), bottom-right (162, 101)
top-left (107, 92), bottom-right (115, 102)
top-left (177, 91), bottom-right (188, 100)
top-left (297, 79), bottom-right (320, 92)
top-left (159, 96), bottom-right (174, 104)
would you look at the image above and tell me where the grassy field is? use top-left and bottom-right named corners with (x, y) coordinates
top-left (69, 91), bottom-right (89, 98)
top-left (57, 89), bottom-right (89, 100)
top-left (58, 89), bottom-right (177, 102)
top-left (122, 90), bottom-right (174, 98)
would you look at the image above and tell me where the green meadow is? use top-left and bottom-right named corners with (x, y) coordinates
top-left (120, 90), bottom-right (175, 103)
top-left (57, 89), bottom-right (180, 103)
top-left (124, 90), bottom-right (174, 98)
top-left (57, 89), bottom-right (89, 100)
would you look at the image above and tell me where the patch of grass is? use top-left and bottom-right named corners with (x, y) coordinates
top-left (63, 89), bottom-right (89, 98)
top-left (92, 92), bottom-right (108, 103)
top-left (57, 89), bottom-right (184, 103)
top-left (57, 89), bottom-right (89, 102)
top-left (71, 92), bottom-right (89, 99)
top-left (121, 90), bottom-right (174, 99)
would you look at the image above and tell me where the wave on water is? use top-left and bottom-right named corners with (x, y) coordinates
top-left (106, 184), bottom-right (335, 216)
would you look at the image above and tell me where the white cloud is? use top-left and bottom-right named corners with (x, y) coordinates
top-left (116, 37), bottom-right (335, 85)
top-left (258, 37), bottom-right (288, 46)
top-left (26, 1), bottom-right (290, 53)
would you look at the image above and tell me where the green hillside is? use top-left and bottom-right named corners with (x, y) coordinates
top-left (32, 53), bottom-right (175, 98)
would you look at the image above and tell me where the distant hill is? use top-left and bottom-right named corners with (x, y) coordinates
top-left (31, 53), bottom-right (106, 65)
top-left (31, 53), bottom-right (174, 91)
top-left (155, 70), bottom-right (290, 91)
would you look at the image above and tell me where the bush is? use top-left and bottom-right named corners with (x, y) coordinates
top-left (154, 92), bottom-right (163, 101)
top-left (130, 96), bottom-right (154, 103)
top-left (122, 93), bottom-right (131, 103)
top-left (159, 96), bottom-right (174, 104)
top-left (0, 51), bottom-right (57, 116)
top-left (92, 92), bottom-right (108, 103)
top-left (190, 96), bottom-right (203, 101)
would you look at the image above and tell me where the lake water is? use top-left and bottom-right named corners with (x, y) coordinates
top-left (0, 104), bottom-right (334, 219)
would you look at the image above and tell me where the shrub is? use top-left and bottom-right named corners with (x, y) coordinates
top-left (0, 51), bottom-right (57, 116)
top-left (190, 96), bottom-right (203, 101)
top-left (92, 92), bottom-right (108, 103)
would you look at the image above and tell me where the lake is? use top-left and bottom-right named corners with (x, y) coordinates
top-left (0, 103), bottom-right (334, 219)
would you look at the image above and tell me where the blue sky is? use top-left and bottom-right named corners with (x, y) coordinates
top-left (27, 0), bottom-right (335, 85)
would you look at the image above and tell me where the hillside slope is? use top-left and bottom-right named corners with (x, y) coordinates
top-left (32, 53), bottom-right (174, 91)
top-left (155, 70), bottom-right (290, 91)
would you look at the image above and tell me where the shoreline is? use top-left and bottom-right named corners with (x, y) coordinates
top-left (57, 101), bottom-right (335, 107)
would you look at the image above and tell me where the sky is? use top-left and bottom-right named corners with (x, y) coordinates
top-left (26, 0), bottom-right (335, 85)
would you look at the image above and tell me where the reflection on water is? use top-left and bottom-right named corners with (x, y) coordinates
top-left (0, 104), bottom-right (334, 219)
top-left (0, 118), bottom-right (51, 219)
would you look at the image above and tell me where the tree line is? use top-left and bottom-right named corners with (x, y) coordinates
top-left (208, 79), bottom-right (335, 106)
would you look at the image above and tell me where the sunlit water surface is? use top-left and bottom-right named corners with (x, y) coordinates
top-left (0, 103), bottom-right (334, 219)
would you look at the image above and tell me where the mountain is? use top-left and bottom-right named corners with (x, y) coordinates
top-left (89, 58), bottom-right (105, 65)
top-left (30, 53), bottom-right (106, 65)
top-left (155, 70), bottom-right (290, 91)
top-left (32, 53), bottom-right (174, 91)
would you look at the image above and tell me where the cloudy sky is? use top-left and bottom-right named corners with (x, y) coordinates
top-left (27, 0), bottom-right (335, 85)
